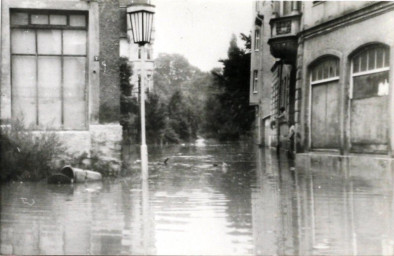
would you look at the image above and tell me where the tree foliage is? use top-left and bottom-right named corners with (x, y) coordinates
top-left (121, 35), bottom-right (254, 144)
top-left (151, 53), bottom-right (213, 144)
top-left (203, 34), bottom-right (255, 140)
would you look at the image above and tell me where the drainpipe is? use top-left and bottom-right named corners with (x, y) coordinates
top-left (276, 62), bottom-right (283, 154)
top-left (0, 0), bottom-right (2, 125)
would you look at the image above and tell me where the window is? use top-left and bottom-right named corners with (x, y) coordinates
top-left (276, 20), bottom-right (291, 35)
top-left (10, 10), bottom-right (88, 130)
top-left (280, 76), bottom-right (288, 108)
top-left (138, 48), bottom-right (142, 59)
top-left (351, 45), bottom-right (389, 99)
top-left (311, 57), bottom-right (339, 84)
top-left (349, 45), bottom-right (390, 151)
top-left (271, 66), bottom-right (280, 116)
top-left (254, 29), bottom-right (260, 51)
top-left (253, 70), bottom-right (258, 93)
top-left (282, 1), bottom-right (292, 15)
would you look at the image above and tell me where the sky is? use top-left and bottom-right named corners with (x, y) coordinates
top-left (153, 0), bottom-right (254, 71)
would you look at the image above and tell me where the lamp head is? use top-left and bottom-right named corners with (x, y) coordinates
top-left (127, 4), bottom-right (155, 46)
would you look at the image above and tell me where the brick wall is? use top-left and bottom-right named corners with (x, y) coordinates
top-left (98, 0), bottom-right (121, 123)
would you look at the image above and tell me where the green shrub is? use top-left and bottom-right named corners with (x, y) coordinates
top-left (0, 120), bottom-right (66, 182)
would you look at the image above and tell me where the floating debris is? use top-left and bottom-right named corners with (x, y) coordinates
top-left (48, 165), bottom-right (102, 184)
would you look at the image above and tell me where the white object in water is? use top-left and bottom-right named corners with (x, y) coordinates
top-left (195, 138), bottom-right (206, 147)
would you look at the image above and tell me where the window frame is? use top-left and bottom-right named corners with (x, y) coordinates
top-left (10, 9), bottom-right (88, 130)
top-left (254, 28), bottom-right (260, 51)
top-left (253, 70), bottom-right (258, 94)
top-left (310, 57), bottom-right (340, 85)
top-left (282, 1), bottom-right (292, 16)
top-left (350, 45), bottom-right (390, 99)
top-left (276, 19), bottom-right (291, 35)
top-left (10, 9), bottom-right (88, 29)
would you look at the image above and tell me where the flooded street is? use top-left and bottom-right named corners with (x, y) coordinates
top-left (1, 142), bottom-right (394, 255)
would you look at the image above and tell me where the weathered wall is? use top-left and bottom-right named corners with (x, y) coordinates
top-left (303, 1), bottom-right (375, 29)
top-left (98, 0), bottom-right (121, 123)
top-left (299, 4), bottom-right (394, 154)
top-left (91, 124), bottom-right (122, 166)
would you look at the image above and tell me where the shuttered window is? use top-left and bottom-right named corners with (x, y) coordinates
top-left (10, 10), bottom-right (88, 130)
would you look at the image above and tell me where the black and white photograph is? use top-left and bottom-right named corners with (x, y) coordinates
top-left (1, 0), bottom-right (394, 255)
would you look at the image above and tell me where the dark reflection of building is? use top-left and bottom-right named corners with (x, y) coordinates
top-left (252, 149), bottom-right (394, 255)
top-left (252, 148), bottom-right (298, 255)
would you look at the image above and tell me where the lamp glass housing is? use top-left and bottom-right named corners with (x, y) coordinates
top-left (128, 7), bottom-right (154, 46)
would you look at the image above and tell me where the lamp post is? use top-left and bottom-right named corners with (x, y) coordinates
top-left (127, 3), bottom-right (155, 180)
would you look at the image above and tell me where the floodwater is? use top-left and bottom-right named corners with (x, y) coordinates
top-left (1, 141), bottom-right (394, 255)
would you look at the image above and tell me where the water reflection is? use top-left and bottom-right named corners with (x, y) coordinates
top-left (252, 151), bottom-right (394, 255)
top-left (1, 143), bottom-right (394, 255)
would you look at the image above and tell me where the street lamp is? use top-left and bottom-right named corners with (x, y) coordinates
top-left (127, 3), bottom-right (155, 180)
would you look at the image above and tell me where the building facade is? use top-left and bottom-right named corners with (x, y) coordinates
top-left (0, 0), bottom-right (154, 160)
top-left (251, 1), bottom-right (394, 158)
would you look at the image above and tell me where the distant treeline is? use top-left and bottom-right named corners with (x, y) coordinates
top-left (120, 33), bottom-right (255, 144)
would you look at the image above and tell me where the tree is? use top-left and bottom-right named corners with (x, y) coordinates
top-left (119, 58), bottom-right (139, 143)
top-left (153, 53), bottom-right (213, 143)
top-left (145, 93), bottom-right (166, 144)
top-left (154, 53), bottom-right (198, 102)
top-left (203, 34), bottom-right (255, 140)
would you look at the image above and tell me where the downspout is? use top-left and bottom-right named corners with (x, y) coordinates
top-left (0, 0), bottom-right (2, 125)
top-left (276, 61), bottom-right (283, 154)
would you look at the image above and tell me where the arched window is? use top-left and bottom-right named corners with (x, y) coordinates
top-left (310, 57), bottom-right (339, 84)
top-left (351, 45), bottom-right (389, 99)
top-left (309, 56), bottom-right (340, 149)
top-left (349, 44), bottom-right (390, 153)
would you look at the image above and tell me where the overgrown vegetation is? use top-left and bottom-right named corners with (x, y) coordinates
top-left (0, 120), bottom-right (66, 182)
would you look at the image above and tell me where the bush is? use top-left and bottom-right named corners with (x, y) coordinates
top-left (0, 120), bottom-right (66, 182)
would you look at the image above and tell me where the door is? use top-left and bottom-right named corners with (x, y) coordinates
top-left (310, 57), bottom-right (340, 149)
